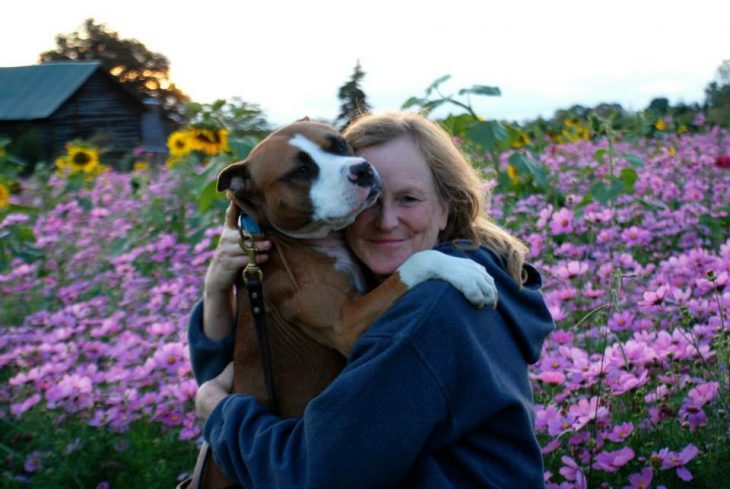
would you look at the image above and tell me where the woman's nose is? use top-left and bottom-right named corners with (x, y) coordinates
top-left (375, 200), bottom-right (398, 230)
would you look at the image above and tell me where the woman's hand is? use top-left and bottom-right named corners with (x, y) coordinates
top-left (202, 202), bottom-right (271, 341)
top-left (204, 203), bottom-right (271, 295)
top-left (196, 362), bottom-right (234, 419)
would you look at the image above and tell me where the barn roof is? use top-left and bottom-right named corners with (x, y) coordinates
top-left (0, 61), bottom-right (105, 120)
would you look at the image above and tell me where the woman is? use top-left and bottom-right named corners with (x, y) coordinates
top-left (191, 112), bottom-right (554, 488)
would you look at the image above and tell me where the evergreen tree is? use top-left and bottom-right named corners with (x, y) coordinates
top-left (334, 61), bottom-right (371, 130)
top-left (706, 60), bottom-right (730, 127)
top-left (40, 18), bottom-right (189, 124)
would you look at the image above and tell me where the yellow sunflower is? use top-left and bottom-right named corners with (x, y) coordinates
top-left (133, 160), bottom-right (150, 172)
top-left (506, 164), bottom-right (519, 183)
top-left (66, 144), bottom-right (100, 174)
top-left (189, 128), bottom-right (229, 155)
top-left (654, 119), bottom-right (667, 131)
top-left (0, 182), bottom-right (9, 208)
top-left (167, 130), bottom-right (194, 157)
top-left (0, 146), bottom-right (6, 158)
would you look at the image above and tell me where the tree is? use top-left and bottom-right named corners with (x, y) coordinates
top-left (40, 18), bottom-right (189, 124)
top-left (705, 60), bottom-right (730, 127)
top-left (334, 61), bottom-right (371, 130)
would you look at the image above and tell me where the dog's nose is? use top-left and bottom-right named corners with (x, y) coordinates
top-left (348, 162), bottom-right (376, 187)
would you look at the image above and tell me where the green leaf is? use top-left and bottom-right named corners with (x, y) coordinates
top-left (458, 85), bottom-right (501, 97)
top-left (440, 114), bottom-right (477, 138)
top-left (424, 75), bottom-right (451, 96)
top-left (622, 152), bottom-right (645, 168)
top-left (466, 120), bottom-right (508, 152)
top-left (594, 148), bottom-right (607, 163)
top-left (619, 167), bottom-right (638, 193)
top-left (590, 182), bottom-right (611, 204)
top-left (228, 136), bottom-right (258, 160)
top-left (197, 179), bottom-right (222, 212)
top-left (508, 152), bottom-right (548, 189)
top-left (401, 96), bottom-right (425, 110)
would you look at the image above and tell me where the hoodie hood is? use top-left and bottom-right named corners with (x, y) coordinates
top-left (436, 243), bottom-right (555, 364)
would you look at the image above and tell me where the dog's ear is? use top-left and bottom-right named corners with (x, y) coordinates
top-left (217, 161), bottom-right (250, 193)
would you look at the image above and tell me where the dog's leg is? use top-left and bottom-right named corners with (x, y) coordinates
top-left (295, 251), bottom-right (498, 355)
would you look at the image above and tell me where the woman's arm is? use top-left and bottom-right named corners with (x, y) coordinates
top-left (202, 328), bottom-right (450, 489)
top-left (189, 203), bottom-right (271, 384)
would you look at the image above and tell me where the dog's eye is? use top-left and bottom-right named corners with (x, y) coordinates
top-left (285, 152), bottom-right (318, 181)
top-left (328, 136), bottom-right (351, 156)
top-left (295, 165), bottom-right (314, 179)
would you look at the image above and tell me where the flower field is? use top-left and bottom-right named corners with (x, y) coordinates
top-left (1, 118), bottom-right (729, 488)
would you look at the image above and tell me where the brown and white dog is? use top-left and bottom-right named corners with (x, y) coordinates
top-left (195, 120), bottom-right (496, 488)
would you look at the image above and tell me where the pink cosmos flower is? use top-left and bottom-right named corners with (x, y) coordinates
top-left (151, 342), bottom-right (188, 374)
top-left (687, 382), bottom-right (719, 405)
top-left (640, 284), bottom-right (671, 307)
top-left (550, 208), bottom-right (574, 235)
top-left (10, 393), bottom-right (42, 417)
top-left (621, 226), bottom-right (651, 246)
top-left (608, 310), bottom-right (635, 332)
top-left (568, 396), bottom-right (609, 431)
top-left (653, 444), bottom-right (699, 481)
top-left (554, 261), bottom-right (589, 280)
top-left (593, 446), bottom-right (635, 472)
top-left (538, 371), bottom-right (566, 385)
top-left (623, 467), bottom-right (653, 489)
top-left (537, 205), bottom-right (554, 228)
top-left (606, 422), bottom-right (634, 442)
top-left (559, 456), bottom-right (581, 481)
top-left (24, 451), bottom-right (44, 473)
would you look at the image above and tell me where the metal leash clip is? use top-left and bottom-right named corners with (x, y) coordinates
top-left (238, 213), bottom-right (264, 282)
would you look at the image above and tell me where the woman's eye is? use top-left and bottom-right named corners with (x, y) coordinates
top-left (400, 195), bottom-right (419, 204)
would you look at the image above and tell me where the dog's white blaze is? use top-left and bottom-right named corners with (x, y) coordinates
top-left (288, 134), bottom-right (374, 226)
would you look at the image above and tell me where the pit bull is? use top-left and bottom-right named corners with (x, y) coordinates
top-left (193, 120), bottom-right (497, 489)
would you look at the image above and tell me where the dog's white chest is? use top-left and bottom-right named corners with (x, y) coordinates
top-left (313, 239), bottom-right (367, 294)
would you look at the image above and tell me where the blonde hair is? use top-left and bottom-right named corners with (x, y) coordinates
top-left (343, 112), bottom-right (528, 284)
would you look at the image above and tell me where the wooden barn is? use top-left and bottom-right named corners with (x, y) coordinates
top-left (0, 61), bottom-right (168, 168)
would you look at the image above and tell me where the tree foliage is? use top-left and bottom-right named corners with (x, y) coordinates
top-left (334, 61), bottom-right (371, 130)
top-left (39, 18), bottom-right (189, 124)
top-left (705, 59), bottom-right (730, 127)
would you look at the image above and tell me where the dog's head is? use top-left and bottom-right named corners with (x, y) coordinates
top-left (217, 120), bottom-right (381, 239)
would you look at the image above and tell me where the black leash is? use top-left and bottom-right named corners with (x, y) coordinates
top-left (237, 210), bottom-right (279, 415)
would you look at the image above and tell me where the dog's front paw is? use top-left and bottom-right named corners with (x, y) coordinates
top-left (397, 250), bottom-right (498, 308)
top-left (447, 259), bottom-right (498, 308)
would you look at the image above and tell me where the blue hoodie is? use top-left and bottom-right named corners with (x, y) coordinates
top-left (189, 243), bottom-right (555, 489)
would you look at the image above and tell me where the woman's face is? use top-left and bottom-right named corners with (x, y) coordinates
top-left (345, 135), bottom-right (448, 279)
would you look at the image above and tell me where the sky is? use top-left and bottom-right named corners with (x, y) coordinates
top-left (2, 0), bottom-right (729, 126)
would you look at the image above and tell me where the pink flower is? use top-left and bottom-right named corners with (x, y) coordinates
top-left (151, 342), bottom-right (188, 373)
top-left (687, 382), bottom-right (719, 406)
top-left (559, 456), bottom-right (581, 481)
top-left (606, 422), bottom-right (634, 442)
top-left (568, 397), bottom-right (609, 431)
top-left (538, 371), bottom-right (566, 385)
top-left (593, 447), bottom-right (635, 472)
top-left (621, 226), bottom-right (651, 246)
top-left (550, 208), bottom-right (574, 235)
top-left (640, 285), bottom-right (671, 307)
top-left (653, 444), bottom-right (699, 481)
top-left (554, 261), bottom-right (589, 280)
top-left (24, 451), bottom-right (43, 473)
top-left (623, 467), bottom-right (653, 489)
top-left (608, 310), bottom-right (635, 332)
top-left (10, 393), bottom-right (42, 417)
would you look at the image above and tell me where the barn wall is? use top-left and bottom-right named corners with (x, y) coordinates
top-left (49, 71), bottom-right (144, 161)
